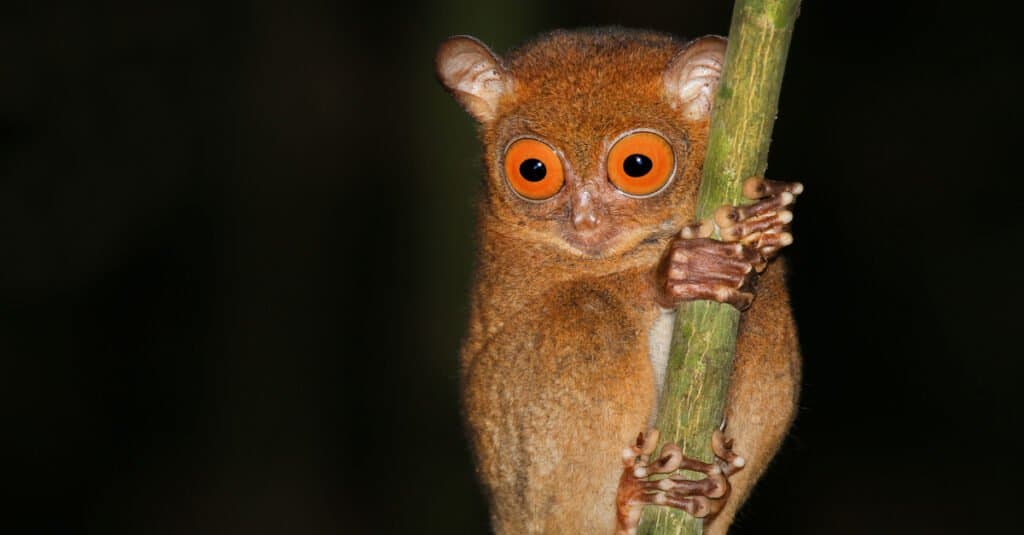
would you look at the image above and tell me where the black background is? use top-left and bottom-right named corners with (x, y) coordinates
top-left (4, 1), bottom-right (1022, 533)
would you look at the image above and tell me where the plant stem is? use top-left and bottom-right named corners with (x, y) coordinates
top-left (636, 1), bottom-right (801, 533)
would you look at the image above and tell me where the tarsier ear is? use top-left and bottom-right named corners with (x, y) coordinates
top-left (663, 36), bottom-right (727, 121)
top-left (436, 36), bottom-right (514, 124)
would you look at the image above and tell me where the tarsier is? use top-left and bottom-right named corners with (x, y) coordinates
top-left (435, 28), bottom-right (802, 534)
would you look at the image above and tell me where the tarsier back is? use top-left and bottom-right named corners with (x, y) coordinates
top-left (435, 28), bottom-right (801, 535)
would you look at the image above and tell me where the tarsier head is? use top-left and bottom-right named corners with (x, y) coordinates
top-left (436, 29), bottom-right (725, 258)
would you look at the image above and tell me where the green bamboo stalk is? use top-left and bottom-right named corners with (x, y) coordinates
top-left (636, 1), bottom-right (801, 533)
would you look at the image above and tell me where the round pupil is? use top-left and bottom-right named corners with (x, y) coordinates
top-left (623, 154), bottom-right (653, 177)
top-left (519, 158), bottom-right (547, 182)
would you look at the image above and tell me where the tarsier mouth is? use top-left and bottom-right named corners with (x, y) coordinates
top-left (562, 226), bottom-right (623, 256)
top-left (562, 225), bottom-right (675, 258)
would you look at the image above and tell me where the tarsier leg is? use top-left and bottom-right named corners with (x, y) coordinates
top-left (614, 429), bottom-right (745, 535)
top-left (656, 177), bottom-right (802, 310)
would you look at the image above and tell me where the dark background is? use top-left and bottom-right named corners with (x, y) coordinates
top-left (4, 1), bottom-right (1022, 533)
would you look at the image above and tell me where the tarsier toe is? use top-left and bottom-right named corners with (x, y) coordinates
top-left (733, 292), bottom-right (754, 310)
top-left (651, 443), bottom-right (683, 473)
top-left (712, 429), bottom-right (746, 476)
top-left (680, 221), bottom-right (713, 239)
top-left (714, 205), bottom-right (741, 228)
top-left (742, 176), bottom-right (803, 200)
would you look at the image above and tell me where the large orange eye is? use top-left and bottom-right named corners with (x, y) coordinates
top-left (607, 132), bottom-right (675, 197)
top-left (503, 138), bottom-right (564, 200)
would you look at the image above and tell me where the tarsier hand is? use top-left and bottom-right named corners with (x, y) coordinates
top-left (656, 177), bottom-right (803, 310)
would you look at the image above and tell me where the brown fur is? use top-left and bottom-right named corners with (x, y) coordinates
top-left (437, 28), bottom-right (800, 534)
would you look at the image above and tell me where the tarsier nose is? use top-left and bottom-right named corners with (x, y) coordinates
top-left (572, 189), bottom-right (601, 230)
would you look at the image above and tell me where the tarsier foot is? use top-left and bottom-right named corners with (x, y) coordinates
top-left (615, 429), bottom-right (745, 535)
top-left (657, 177), bottom-right (802, 310)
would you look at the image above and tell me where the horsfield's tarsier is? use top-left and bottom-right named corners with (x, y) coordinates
top-left (435, 28), bottom-right (803, 535)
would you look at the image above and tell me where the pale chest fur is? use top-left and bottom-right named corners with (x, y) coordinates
top-left (647, 308), bottom-right (676, 407)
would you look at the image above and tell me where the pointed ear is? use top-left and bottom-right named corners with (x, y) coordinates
top-left (663, 36), bottom-right (727, 121)
top-left (435, 35), bottom-right (514, 124)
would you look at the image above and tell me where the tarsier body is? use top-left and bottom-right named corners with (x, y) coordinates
top-left (436, 28), bottom-right (801, 534)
